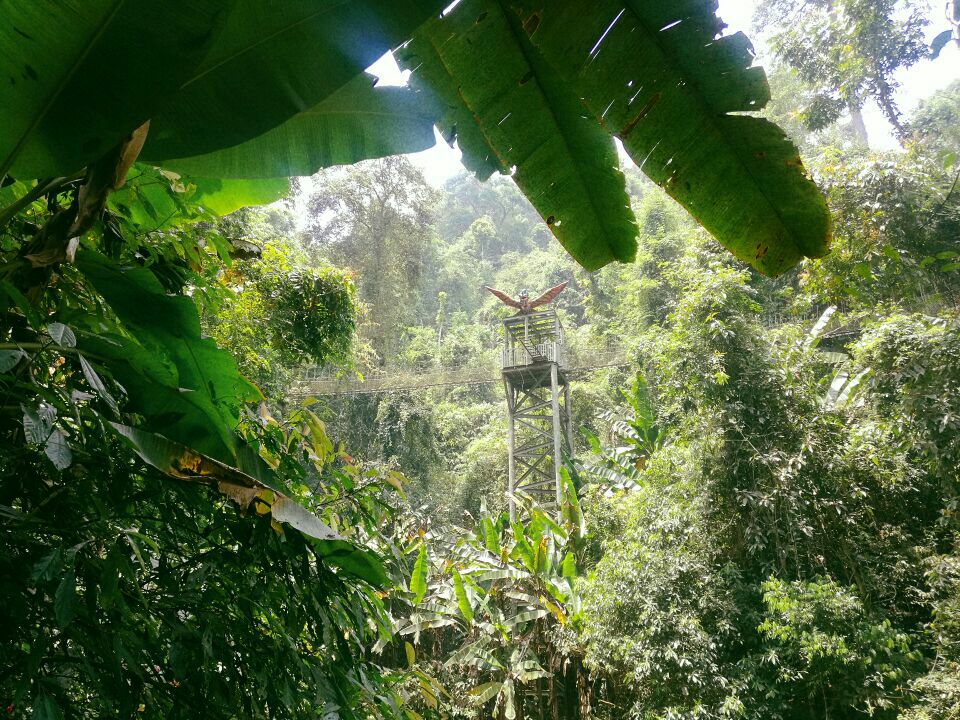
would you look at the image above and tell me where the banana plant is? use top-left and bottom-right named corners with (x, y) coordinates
top-left (580, 373), bottom-right (665, 492)
top-left (395, 485), bottom-right (585, 718)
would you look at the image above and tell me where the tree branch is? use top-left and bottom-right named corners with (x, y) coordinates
top-left (0, 173), bottom-right (84, 231)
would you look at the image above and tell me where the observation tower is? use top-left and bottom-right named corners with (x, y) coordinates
top-left (500, 309), bottom-right (573, 519)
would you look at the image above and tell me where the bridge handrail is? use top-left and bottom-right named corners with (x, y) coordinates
top-left (291, 346), bottom-right (629, 397)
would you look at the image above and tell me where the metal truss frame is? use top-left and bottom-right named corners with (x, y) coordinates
top-left (504, 362), bottom-right (573, 519)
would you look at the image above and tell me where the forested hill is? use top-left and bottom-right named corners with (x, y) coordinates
top-left (275, 98), bottom-right (960, 524)
top-left (3, 1), bottom-right (960, 718)
top-left (200, 77), bottom-right (960, 720)
top-left (280, 75), bottom-right (959, 719)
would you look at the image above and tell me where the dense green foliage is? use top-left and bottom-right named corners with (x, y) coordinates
top-left (300, 34), bottom-right (958, 715)
top-left (1, 1), bottom-right (957, 719)
top-left (208, 235), bottom-right (357, 397)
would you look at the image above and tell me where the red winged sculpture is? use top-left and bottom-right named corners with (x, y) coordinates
top-left (484, 282), bottom-right (567, 314)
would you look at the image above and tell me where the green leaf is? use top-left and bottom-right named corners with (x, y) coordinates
top-left (271, 496), bottom-right (339, 540)
top-left (110, 421), bottom-right (255, 480)
top-left (503, 679), bottom-right (516, 720)
top-left (107, 169), bottom-right (288, 232)
top-left (453, 569), bottom-right (474, 622)
top-left (803, 305), bottom-right (837, 350)
top-left (78, 354), bottom-right (118, 414)
top-left (107, 422), bottom-right (385, 583)
top-left (78, 332), bottom-right (179, 399)
top-left (560, 467), bottom-right (585, 538)
top-left (76, 251), bottom-right (261, 461)
top-left (468, 681), bottom-right (502, 704)
top-left (1, 280), bottom-right (42, 328)
top-left (397, 33), bottom-right (504, 180)
top-left (530, 507), bottom-right (566, 540)
top-left (22, 404), bottom-right (54, 445)
top-left (454, 644), bottom-right (505, 671)
top-left (505, 607), bottom-right (548, 627)
top-left (399, 0), bottom-right (638, 271)
top-left (189, 177), bottom-right (290, 216)
top-left (0, 349), bottom-right (25, 372)
top-left (312, 539), bottom-right (389, 587)
top-left (159, 75), bottom-right (436, 178)
top-left (475, 567), bottom-right (526, 582)
top-left (54, 571), bottom-right (76, 628)
top-left (561, 552), bottom-right (576, 579)
top-left (931, 30), bottom-right (953, 59)
top-left (480, 515), bottom-right (500, 555)
top-left (0, 179), bottom-right (29, 207)
top-left (111, 423), bottom-right (279, 508)
top-left (33, 693), bottom-right (63, 720)
top-left (405, 641), bottom-right (417, 669)
top-left (0, 1), bottom-right (225, 178)
top-left (44, 428), bottom-right (73, 470)
top-left (31, 549), bottom-right (62, 583)
top-left (142, 1), bottom-right (448, 162)
top-left (411, 543), bottom-right (429, 605)
top-left (511, 0), bottom-right (831, 276)
top-left (510, 522), bottom-right (535, 571)
top-left (45, 322), bottom-right (76, 348)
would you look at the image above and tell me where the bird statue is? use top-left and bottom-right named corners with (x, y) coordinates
top-left (484, 282), bottom-right (567, 314)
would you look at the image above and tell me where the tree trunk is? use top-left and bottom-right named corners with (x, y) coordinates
top-left (577, 662), bottom-right (591, 719)
top-left (848, 105), bottom-right (869, 147)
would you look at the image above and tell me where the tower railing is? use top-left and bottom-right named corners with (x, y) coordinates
top-left (500, 309), bottom-right (567, 370)
top-left (501, 340), bottom-right (567, 369)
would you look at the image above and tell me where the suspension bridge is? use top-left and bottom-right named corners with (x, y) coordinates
top-left (289, 345), bottom-right (630, 398)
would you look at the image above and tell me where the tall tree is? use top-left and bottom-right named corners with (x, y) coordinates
top-left (756, 0), bottom-right (929, 143)
top-left (305, 157), bottom-right (437, 365)
top-left (909, 78), bottom-right (960, 157)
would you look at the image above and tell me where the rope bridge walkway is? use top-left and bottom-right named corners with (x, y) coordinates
top-left (290, 347), bottom-right (630, 397)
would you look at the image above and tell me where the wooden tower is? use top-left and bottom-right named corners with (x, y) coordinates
top-left (501, 310), bottom-right (573, 519)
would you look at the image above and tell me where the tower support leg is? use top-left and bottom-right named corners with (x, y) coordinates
top-left (550, 363), bottom-right (563, 507)
top-left (507, 385), bottom-right (517, 522)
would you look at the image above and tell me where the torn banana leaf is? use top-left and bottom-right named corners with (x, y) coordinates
top-left (398, 0), bottom-right (639, 271)
top-left (510, 0), bottom-right (831, 276)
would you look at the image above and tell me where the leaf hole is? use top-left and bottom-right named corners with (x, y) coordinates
top-left (523, 12), bottom-right (541, 35)
top-left (589, 9), bottom-right (624, 56)
top-left (441, 0), bottom-right (463, 16)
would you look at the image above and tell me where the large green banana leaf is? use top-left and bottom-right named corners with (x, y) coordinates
top-left (510, 0), bottom-right (831, 276)
top-left (0, 0), bottom-right (225, 179)
top-left (141, 0), bottom-right (447, 162)
top-left (397, 0), bottom-right (638, 271)
top-left (157, 75), bottom-right (436, 178)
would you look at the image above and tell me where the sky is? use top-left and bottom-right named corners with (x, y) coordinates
top-left (367, 0), bottom-right (959, 186)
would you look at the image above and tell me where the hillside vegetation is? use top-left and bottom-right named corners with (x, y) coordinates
top-left (1, 1), bottom-right (958, 718)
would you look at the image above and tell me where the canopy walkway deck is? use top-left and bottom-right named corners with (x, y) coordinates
top-left (290, 347), bottom-right (629, 398)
